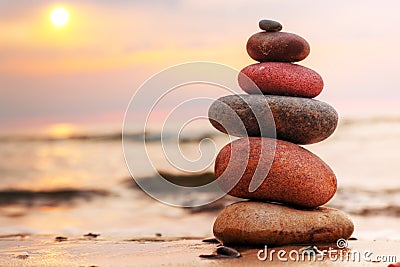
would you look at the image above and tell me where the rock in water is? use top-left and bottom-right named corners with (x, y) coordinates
top-left (238, 62), bottom-right (323, 98)
top-left (213, 201), bottom-right (354, 246)
top-left (208, 94), bottom-right (338, 145)
top-left (247, 32), bottom-right (310, 62)
top-left (215, 137), bottom-right (337, 207)
top-left (258, 19), bottom-right (282, 32)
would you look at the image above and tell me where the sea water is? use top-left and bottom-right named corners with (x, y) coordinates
top-left (0, 119), bottom-right (399, 239)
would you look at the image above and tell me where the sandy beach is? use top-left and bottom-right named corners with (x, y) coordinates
top-left (1, 235), bottom-right (399, 267)
top-left (1, 213), bottom-right (399, 266)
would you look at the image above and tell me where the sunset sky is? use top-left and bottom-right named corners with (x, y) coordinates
top-left (1, 0), bottom-right (400, 134)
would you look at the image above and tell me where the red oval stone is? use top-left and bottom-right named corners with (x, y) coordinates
top-left (215, 137), bottom-right (337, 208)
top-left (246, 32), bottom-right (310, 62)
top-left (238, 62), bottom-right (323, 98)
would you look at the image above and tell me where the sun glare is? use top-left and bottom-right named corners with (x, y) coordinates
top-left (47, 123), bottom-right (77, 139)
top-left (50, 7), bottom-right (70, 27)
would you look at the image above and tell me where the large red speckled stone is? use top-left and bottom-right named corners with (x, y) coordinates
top-left (247, 32), bottom-right (310, 62)
top-left (238, 62), bottom-right (323, 98)
top-left (213, 201), bottom-right (354, 246)
top-left (215, 137), bottom-right (337, 208)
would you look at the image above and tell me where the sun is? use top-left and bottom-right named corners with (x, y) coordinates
top-left (47, 123), bottom-right (77, 139)
top-left (50, 7), bottom-right (70, 27)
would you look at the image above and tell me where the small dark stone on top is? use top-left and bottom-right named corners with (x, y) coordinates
top-left (259, 19), bottom-right (282, 32)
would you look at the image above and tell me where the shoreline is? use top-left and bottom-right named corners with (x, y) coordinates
top-left (0, 235), bottom-right (398, 266)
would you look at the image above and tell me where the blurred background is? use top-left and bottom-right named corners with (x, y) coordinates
top-left (1, 0), bottom-right (400, 240)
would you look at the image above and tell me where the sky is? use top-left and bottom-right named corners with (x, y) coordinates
top-left (1, 0), bottom-right (400, 135)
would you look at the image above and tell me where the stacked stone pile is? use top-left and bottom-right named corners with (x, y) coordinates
top-left (208, 19), bottom-right (354, 246)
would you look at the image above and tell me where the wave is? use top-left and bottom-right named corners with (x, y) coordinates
top-left (2, 116), bottom-right (400, 142)
top-left (2, 174), bottom-right (400, 217)
top-left (340, 116), bottom-right (400, 126)
top-left (0, 131), bottom-right (218, 143)
top-left (122, 171), bottom-right (217, 190)
top-left (0, 189), bottom-right (111, 207)
top-left (123, 172), bottom-right (400, 216)
top-left (328, 187), bottom-right (400, 217)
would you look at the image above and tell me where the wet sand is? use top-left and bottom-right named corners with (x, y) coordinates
top-left (0, 235), bottom-right (398, 266)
